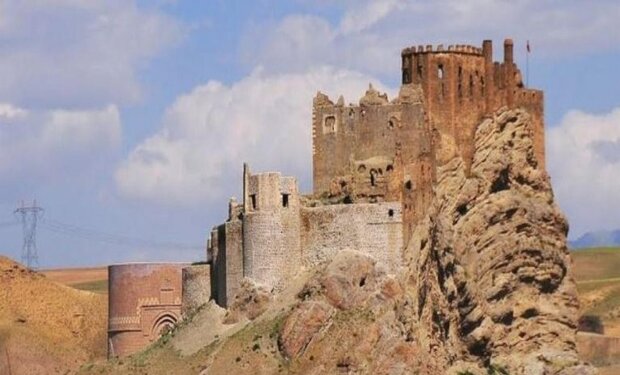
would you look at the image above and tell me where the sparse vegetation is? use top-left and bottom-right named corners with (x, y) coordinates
top-left (70, 279), bottom-right (108, 294)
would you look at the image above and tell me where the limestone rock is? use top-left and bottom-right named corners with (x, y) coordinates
top-left (394, 83), bottom-right (423, 104)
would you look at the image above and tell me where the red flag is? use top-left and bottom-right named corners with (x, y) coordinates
top-left (527, 40), bottom-right (531, 53)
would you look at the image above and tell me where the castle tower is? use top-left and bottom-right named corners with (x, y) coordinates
top-left (242, 170), bottom-right (301, 290)
top-left (399, 38), bottom-right (545, 169)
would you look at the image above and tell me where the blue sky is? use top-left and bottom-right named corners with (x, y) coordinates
top-left (0, 0), bottom-right (619, 267)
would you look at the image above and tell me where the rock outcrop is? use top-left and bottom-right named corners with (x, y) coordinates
top-left (402, 108), bottom-right (592, 374)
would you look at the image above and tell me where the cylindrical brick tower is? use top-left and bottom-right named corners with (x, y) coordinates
top-left (107, 262), bottom-right (188, 358)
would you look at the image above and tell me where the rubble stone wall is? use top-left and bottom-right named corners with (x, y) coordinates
top-left (182, 264), bottom-right (211, 316)
top-left (300, 202), bottom-right (403, 271)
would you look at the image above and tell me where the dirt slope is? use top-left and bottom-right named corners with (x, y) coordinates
top-left (0, 256), bottom-right (107, 375)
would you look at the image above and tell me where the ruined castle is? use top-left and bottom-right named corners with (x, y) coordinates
top-left (108, 39), bottom-right (545, 357)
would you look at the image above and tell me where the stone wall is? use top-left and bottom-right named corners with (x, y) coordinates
top-left (300, 202), bottom-right (403, 271)
top-left (312, 88), bottom-right (428, 200)
top-left (107, 263), bottom-right (187, 358)
top-left (182, 264), bottom-right (211, 317)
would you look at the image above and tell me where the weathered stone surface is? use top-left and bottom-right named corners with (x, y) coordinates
top-left (223, 280), bottom-right (271, 323)
top-left (320, 251), bottom-right (379, 310)
top-left (404, 107), bottom-right (594, 373)
top-left (278, 301), bottom-right (333, 359)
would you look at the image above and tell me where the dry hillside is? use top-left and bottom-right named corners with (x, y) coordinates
top-left (42, 266), bottom-right (108, 294)
top-left (573, 247), bottom-right (620, 334)
top-left (0, 256), bottom-right (107, 375)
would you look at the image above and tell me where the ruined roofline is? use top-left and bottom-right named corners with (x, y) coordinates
top-left (313, 83), bottom-right (401, 108)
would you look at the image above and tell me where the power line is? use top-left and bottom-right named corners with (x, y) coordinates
top-left (40, 218), bottom-right (203, 251)
top-left (14, 200), bottom-right (44, 269)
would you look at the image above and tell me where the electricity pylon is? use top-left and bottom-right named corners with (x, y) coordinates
top-left (14, 200), bottom-right (44, 269)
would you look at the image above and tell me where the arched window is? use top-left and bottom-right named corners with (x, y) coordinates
top-left (438, 64), bottom-right (445, 100)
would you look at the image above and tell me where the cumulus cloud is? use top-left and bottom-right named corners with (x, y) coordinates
top-left (242, 0), bottom-right (620, 77)
top-left (115, 67), bottom-right (393, 206)
top-left (0, 104), bottom-right (121, 179)
top-left (0, 1), bottom-right (184, 107)
top-left (547, 108), bottom-right (620, 238)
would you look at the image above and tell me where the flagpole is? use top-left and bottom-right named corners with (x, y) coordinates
top-left (526, 40), bottom-right (530, 88)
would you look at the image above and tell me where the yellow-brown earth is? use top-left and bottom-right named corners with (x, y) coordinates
top-left (0, 256), bottom-right (107, 375)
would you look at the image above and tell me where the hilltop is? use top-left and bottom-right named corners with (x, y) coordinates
top-left (0, 256), bottom-right (107, 375)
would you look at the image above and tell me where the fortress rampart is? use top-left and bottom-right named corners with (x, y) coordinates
top-left (181, 264), bottom-right (211, 317)
top-left (206, 165), bottom-right (406, 305)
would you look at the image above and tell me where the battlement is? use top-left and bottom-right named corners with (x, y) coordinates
top-left (402, 44), bottom-right (483, 56)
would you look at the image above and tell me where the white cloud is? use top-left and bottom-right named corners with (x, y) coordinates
top-left (0, 1), bottom-right (184, 107)
top-left (0, 104), bottom-right (121, 178)
top-left (338, 0), bottom-right (404, 35)
top-left (115, 67), bottom-right (393, 206)
top-left (242, 0), bottom-right (620, 77)
top-left (0, 103), bottom-right (27, 119)
top-left (547, 108), bottom-right (620, 238)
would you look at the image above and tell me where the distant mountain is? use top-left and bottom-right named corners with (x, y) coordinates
top-left (570, 229), bottom-right (620, 249)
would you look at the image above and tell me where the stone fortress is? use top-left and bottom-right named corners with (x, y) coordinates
top-left (108, 39), bottom-right (545, 357)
